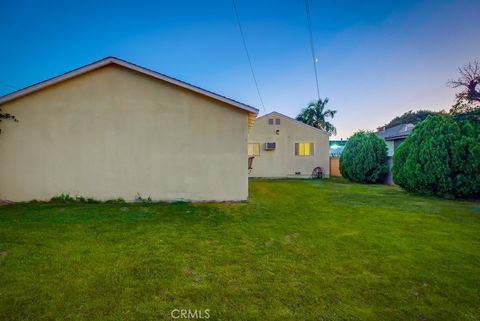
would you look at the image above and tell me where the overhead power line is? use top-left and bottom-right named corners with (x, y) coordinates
top-left (304, 0), bottom-right (320, 100)
top-left (232, 0), bottom-right (266, 113)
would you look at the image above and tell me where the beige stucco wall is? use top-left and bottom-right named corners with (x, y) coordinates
top-left (0, 65), bottom-right (250, 201)
top-left (248, 112), bottom-right (330, 178)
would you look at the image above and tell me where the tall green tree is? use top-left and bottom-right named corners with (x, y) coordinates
top-left (0, 106), bottom-right (18, 134)
top-left (296, 98), bottom-right (337, 134)
top-left (377, 109), bottom-right (444, 131)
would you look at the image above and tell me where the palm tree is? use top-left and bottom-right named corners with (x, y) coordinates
top-left (296, 98), bottom-right (337, 134)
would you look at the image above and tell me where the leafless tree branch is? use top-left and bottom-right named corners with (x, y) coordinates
top-left (448, 60), bottom-right (480, 103)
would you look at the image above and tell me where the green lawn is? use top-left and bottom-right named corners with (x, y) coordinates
top-left (1, 179), bottom-right (479, 321)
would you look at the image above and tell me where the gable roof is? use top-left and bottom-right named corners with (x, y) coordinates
top-left (257, 111), bottom-right (331, 136)
top-left (377, 123), bottom-right (414, 141)
top-left (0, 57), bottom-right (259, 116)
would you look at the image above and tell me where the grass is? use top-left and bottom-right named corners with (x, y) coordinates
top-left (0, 178), bottom-right (479, 321)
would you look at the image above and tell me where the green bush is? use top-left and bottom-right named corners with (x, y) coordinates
top-left (50, 193), bottom-right (76, 203)
top-left (49, 194), bottom-right (101, 204)
top-left (392, 115), bottom-right (480, 198)
top-left (104, 198), bottom-right (126, 204)
top-left (340, 131), bottom-right (389, 183)
top-left (48, 194), bottom-right (127, 204)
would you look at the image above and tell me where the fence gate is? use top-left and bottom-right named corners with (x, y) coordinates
top-left (329, 157), bottom-right (341, 177)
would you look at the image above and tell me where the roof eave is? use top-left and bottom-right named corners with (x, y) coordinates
top-left (0, 57), bottom-right (259, 116)
top-left (384, 134), bottom-right (409, 141)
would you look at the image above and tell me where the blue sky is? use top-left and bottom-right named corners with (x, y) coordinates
top-left (1, 0), bottom-right (479, 138)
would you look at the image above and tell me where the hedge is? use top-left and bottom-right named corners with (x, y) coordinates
top-left (340, 131), bottom-right (388, 183)
top-left (392, 115), bottom-right (480, 198)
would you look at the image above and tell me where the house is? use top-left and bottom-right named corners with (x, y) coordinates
top-left (247, 111), bottom-right (330, 178)
top-left (377, 123), bottom-right (414, 156)
top-left (0, 57), bottom-right (258, 202)
top-left (377, 123), bottom-right (414, 184)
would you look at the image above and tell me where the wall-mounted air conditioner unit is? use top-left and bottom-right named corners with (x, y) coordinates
top-left (264, 142), bottom-right (276, 150)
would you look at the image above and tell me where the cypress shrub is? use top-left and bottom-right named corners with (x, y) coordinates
top-left (340, 131), bottom-right (389, 183)
top-left (392, 115), bottom-right (480, 198)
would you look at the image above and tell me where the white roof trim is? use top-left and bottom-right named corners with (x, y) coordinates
top-left (0, 57), bottom-right (259, 115)
top-left (258, 111), bottom-right (331, 136)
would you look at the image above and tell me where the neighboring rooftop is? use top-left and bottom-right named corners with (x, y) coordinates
top-left (377, 123), bottom-right (415, 141)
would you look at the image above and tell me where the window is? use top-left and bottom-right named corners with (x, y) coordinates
top-left (248, 143), bottom-right (260, 156)
top-left (295, 142), bottom-right (314, 156)
top-left (268, 118), bottom-right (274, 125)
top-left (275, 118), bottom-right (280, 125)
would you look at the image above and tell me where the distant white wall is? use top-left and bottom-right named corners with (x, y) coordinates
top-left (386, 140), bottom-right (394, 157)
top-left (248, 113), bottom-right (330, 178)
